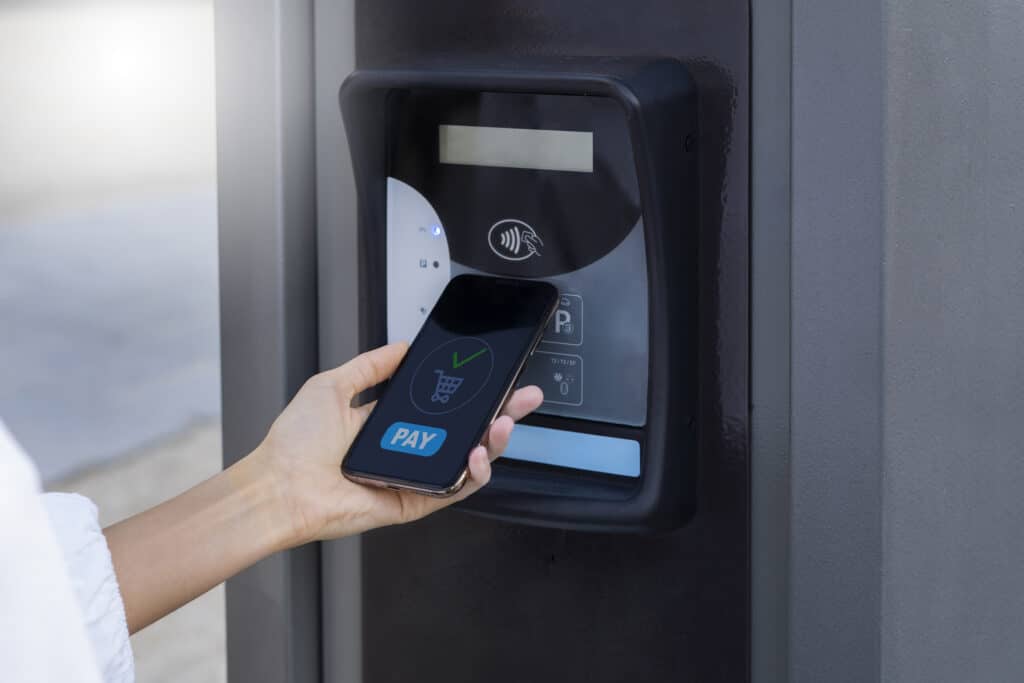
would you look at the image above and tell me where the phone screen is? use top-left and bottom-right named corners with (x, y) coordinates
top-left (343, 275), bottom-right (558, 492)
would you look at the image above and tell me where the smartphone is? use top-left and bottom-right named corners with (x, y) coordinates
top-left (342, 274), bottom-right (559, 496)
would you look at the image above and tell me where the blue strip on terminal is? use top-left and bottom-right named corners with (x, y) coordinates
top-left (502, 423), bottom-right (641, 478)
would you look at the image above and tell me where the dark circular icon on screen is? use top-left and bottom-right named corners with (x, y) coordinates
top-left (409, 337), bottom-right (495, 415)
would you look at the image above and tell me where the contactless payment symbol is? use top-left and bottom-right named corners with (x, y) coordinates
top-left (410, 337), bottom-right (494, 415)
top-left (488, 219), bottom-right (543, 261)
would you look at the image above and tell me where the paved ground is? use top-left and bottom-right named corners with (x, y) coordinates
top-left (51, 421), bottom-right (227, 683)
top-left (0, 189), bottom-right (221, 482)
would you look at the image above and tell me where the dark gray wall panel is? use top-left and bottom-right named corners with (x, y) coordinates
top-left (346, 2), bottom-right (751, 682)
top-left (882, 1), bottom-right (1024, 680)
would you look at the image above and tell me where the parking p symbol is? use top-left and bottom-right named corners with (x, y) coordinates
top-left (543, 293), bottom-right (583, 346)
top-left (555, 309), bottom-right (573, 335)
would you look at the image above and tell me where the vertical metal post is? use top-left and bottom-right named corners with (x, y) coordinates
top-left (880, 1), bottom-right (1024, 680)
top-left (313, 1), bottom-right (361, 681)
top-left (750, 0), bottom-right (793, 679)
top-left (789, 0), bottom-right (885, 680)
top-left (215, 1), bottom-right (320, 681)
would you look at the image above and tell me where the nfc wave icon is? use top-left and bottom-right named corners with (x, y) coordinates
top-left (487, 219), bottom-right (543, 262)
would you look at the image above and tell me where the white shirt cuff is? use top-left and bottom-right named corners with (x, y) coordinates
top-left (44, 493), bottom-right (135, 683)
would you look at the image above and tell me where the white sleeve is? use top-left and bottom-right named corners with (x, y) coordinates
top-left (0, 421), bottom-right (104, 683)
top-left (43, 493), bottom-right (135, 683)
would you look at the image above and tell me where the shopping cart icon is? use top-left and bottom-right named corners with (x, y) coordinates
top-left (431, 369), bottom-right (464, 404)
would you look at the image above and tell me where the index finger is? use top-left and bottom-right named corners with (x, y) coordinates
top-left (499, 385), bottom-right (544, 422)
top-left (320, 342), bottom-right (409, 400)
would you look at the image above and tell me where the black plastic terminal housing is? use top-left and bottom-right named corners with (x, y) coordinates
top-left (340, 58), bottom-right (698, 532)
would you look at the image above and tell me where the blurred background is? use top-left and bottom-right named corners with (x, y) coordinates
top-left (0, 0), bottom-right (224, 680)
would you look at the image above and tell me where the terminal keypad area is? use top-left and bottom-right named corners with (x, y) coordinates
top-left (386, 177), bottom-right (649, 428)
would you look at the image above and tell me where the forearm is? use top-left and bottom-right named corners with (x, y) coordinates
top-left (104, 450), bottom-right (295, 633)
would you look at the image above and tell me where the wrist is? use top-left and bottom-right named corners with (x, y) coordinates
top-left (225, 447), bottom-right (303, 555)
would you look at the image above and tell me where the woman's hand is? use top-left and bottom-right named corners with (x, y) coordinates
top-left (106, 343), bottom-right (541, 633)
top-left (247, 342), bottom-right (544, 544)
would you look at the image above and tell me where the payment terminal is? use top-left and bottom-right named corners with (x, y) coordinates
top-left (341, 58), bottom-right (698, 531)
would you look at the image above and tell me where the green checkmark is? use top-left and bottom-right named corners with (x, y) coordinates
top-left (452, 347), bottom-right (488, 369)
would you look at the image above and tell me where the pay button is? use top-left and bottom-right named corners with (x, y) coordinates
top-left (380, 422), bottom-right (447, 457)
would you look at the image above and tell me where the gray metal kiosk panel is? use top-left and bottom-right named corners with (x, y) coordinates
top-left (750, 0), bottom-right (793, 679)
top-left (882, 1), bottom-right (1024, 680)
top-left (786, 1), bottom-right (1024, 681)
top-left (789, 0), bottom-right (886, 681)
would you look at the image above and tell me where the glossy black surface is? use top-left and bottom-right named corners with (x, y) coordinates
top-left (389, 90), bottom-right (640, 277)
top-left (353, 1), bottom-right (749, 682)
